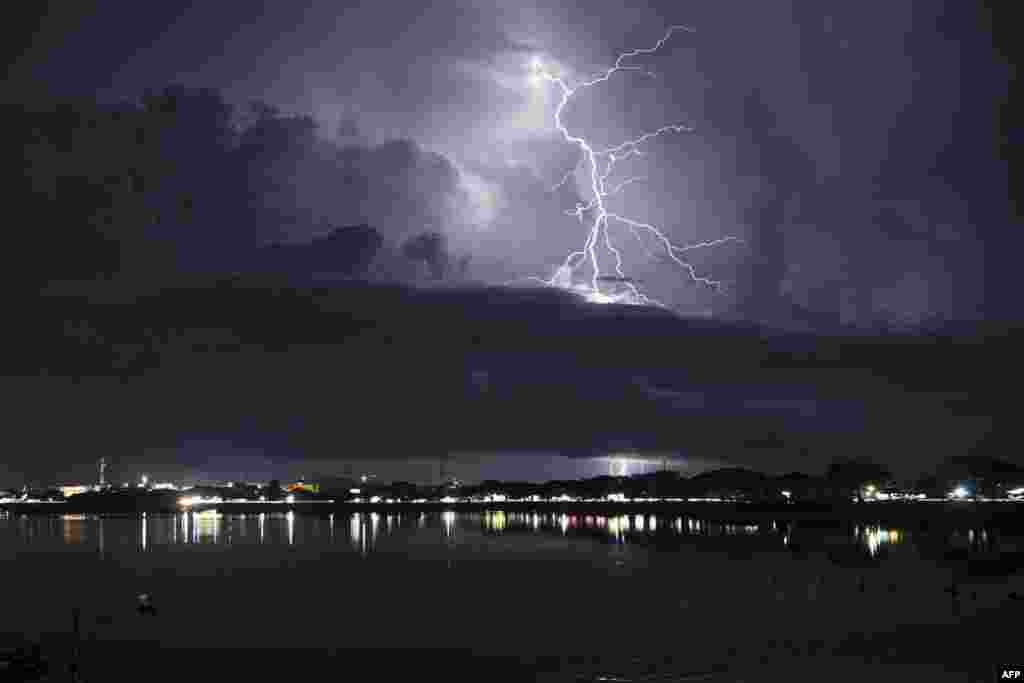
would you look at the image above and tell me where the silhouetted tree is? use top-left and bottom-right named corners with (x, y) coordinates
top-left (826, 457), bottom-right (892, 501)
top-left (264, 480), bottom-right (282, 501)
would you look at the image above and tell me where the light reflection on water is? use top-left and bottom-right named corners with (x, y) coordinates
top-left (853, 525), bottom-right (904, 557)
top-left (2, 511), bottom-right (1020, 570)
top-left (4, 509), bottom-right (1022, 680)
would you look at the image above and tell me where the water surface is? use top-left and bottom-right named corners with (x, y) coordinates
top-left (2, 510), bottom-right (1020, 680)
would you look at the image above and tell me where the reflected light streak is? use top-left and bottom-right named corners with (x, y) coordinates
top-left (350, 513), bottom-right (361, 553)
top-left (62, 514), bottom-right (86, 545)
top-left (443, 510), bottom-right (456, 539)
top-left (607, 515), bottom-right (626, 541)
top-left (854, 525), bottom-right (903, 557)
top-left (485, 510), bottom-right (507, 532)
top-left (194, 510), bottom-right (221, 543)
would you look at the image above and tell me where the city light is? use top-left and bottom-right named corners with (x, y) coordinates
top-left (59, 485), bottom-right (91, 498)
top-left (950, 487), bottom-right (969, 499)
top-left (286, 494), bottom-right (295, 503)
top-left (178, 495), bottom-right (222, 507)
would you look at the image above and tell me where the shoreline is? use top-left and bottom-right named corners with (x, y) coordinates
top-left (3, 499), bottom-right (1023, 528)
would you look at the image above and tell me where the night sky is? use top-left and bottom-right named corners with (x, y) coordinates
top-left (2, 1), bottom-right (1016, 486)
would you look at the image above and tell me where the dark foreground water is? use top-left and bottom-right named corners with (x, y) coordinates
top-left (2, 509), bottom-right (1022, 682)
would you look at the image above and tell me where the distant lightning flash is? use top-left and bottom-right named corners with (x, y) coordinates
top-left (526, 25), bottom-right (742, 307)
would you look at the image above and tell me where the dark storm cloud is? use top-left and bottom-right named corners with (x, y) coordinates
top-left (5, 281), bottom-right (1011, 486)
top-left (3, 0), bottom-right (1014, 487)
top-left (254, 224), bottom-right (384, 278)
top-left (11, 0), bottom-right (1011, 324)
top-left (305, 136), bottom-right (462, 244)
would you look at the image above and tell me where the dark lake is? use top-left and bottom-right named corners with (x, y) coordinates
top-left (2, 509), bottom-right (1022, 681)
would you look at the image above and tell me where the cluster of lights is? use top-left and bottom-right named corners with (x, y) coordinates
top-left (178, 495), bottom-right (222, 507)
top-left (331, 494), bottom-right (784, 504)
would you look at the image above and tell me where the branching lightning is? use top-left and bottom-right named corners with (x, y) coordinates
top-left (523, 25), bottom-right (742, 307)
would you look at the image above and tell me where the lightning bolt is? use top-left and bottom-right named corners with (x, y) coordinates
top-left (525, 25), bottom-right (743, 307)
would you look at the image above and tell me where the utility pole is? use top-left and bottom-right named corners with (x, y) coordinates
top-left (98, 457), bottom-right (106, 489)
